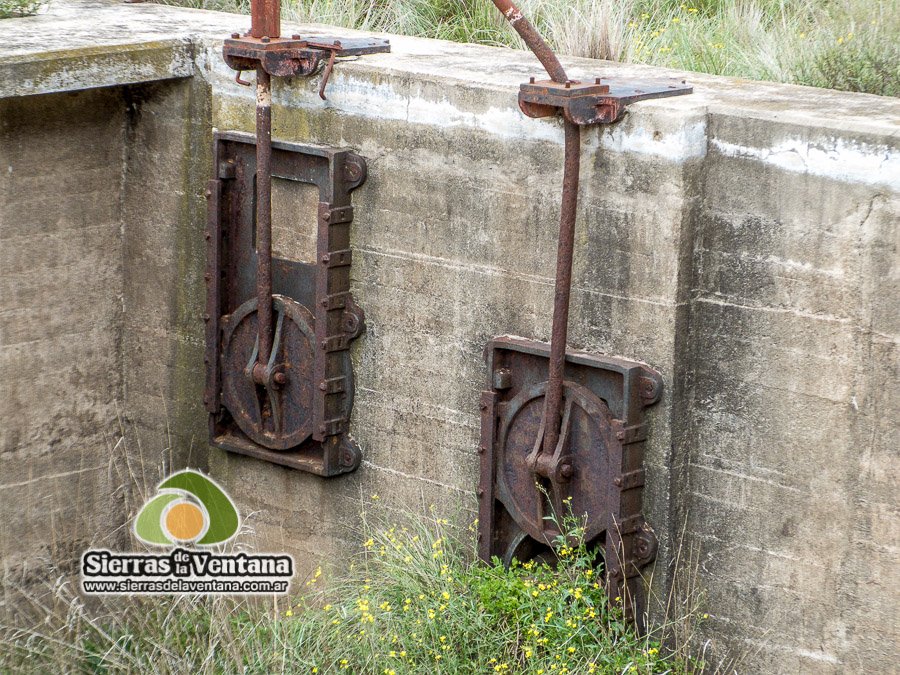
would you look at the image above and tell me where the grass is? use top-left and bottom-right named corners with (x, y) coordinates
top-left (163, 0), bottom-right (899, 96)
top-left (0, 501), bottom-right (711, 673)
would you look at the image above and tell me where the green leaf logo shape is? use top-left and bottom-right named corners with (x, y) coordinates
top-left (134, 470), bottom-right (239, 546)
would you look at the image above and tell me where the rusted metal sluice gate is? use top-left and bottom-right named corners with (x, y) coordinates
top-left (205, 0), bottom-right (692, 622)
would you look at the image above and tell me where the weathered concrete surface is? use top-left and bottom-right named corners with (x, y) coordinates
top-left (0, 0), bottom-right (897, 670)
top-left (681, 114), bottom-right (900, 671)
top-left (0, 76), bottom-right (210, 612)
top-left (0, 88), bottom-right (126, 589)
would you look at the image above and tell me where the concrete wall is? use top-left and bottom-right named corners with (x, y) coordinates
top-left (682, 115), bottom-right (899, 671)
top-left (0, 78), bottom-right (209, 607)
top-left (0, 88), bottom-right (127, 586)
top-left (1, 1), bottom-right (898, 670)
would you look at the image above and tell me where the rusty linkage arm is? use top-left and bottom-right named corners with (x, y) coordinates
top-left (489, 0), bottom-right (691, 462)
top-left (221, 0), bottom-right (389, 396)
top-left (490, 0), bottom-right (567, 84)
top-left (491, 0), bottom-right (580, 460)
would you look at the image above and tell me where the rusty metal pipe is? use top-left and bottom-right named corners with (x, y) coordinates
top-left (542, 120), bottom-right (580, 456)
top-left (491, 0), bottom-right (580, 457)
top-left (255, 66), bottom-right (274, 368)
top-left (491, 0), bottom-right (568, 83)
top-left (251, 0), bottom-right (280, 39)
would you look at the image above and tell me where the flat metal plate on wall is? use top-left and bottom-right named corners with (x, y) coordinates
top-left (205, 131), bottom-right (367, 476)
top-left (478, 336), bottom-right (663, 625)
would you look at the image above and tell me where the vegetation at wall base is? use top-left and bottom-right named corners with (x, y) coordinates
top-left (0, 0), bottom-right (46, 19)
top-left (164, 0), bottom-right (899, 97)
top-left (0, 503), bottom-right (707, 673)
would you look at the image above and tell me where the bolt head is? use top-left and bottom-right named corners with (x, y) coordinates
top-left (261, 36), bottom-right (270, 43)
top-left (560, 464), bottom-right (574, 479)
top-left (274, 372), bottom-right (287, 385)
top-left (231, 33), bottom-right (240, 39)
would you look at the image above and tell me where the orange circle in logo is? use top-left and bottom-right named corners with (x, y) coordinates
top-left (165, 502), bottom-right (205, 541)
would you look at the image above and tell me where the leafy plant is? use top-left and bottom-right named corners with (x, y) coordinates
top-left (0, 501), bottom-right (709, 673)
top-left (0, 0), bottom-right (46, 19)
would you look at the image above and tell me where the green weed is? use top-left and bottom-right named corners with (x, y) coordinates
top-left (0, 503), bottom-right (707, 673)
top-left (0, 0), bottom-right (46, 19)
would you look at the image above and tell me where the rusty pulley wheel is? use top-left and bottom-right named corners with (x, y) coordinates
top-left (496, 380), bottom-right (619, 546)
top-left (221, 295), bottom-right (316, 450)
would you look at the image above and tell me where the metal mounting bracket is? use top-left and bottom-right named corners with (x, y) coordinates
top-left (519, 77), bottom-right (692, 125)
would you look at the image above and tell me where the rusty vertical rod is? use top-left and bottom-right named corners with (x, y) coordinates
top-left (490, 0), bottom-right (581, 457)
top-left (256, 66), bottom-right (274, 368)
top-left (491, 0), bottom-right (568, 84)
top-left (250, 0), bottom-right (280, 39)
top-left (542, 120), bottom-right (581, 456)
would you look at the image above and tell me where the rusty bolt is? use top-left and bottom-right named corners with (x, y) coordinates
top-left (595, 77), bottom-right (602, 84)
top-left (274, 372), bottom-right (287, 385)
top-left (321, 254), bottom-right (331, 264)
top-left (616, 430), bottom-right (626, 440)
top-left (479, 445), bottom-right (486, 454)
top-left (614, 477), bottom-right (622, 487)
top-left (231, 32), bottom-right (240, 39)
top-left (204, 231), bottom-right (211, 240)
top-left (261, 36), bottom-right (270, 43)
top-left (477, 488), bottom-right (484, 497)
top-left (204, 273), bottom-right (211, 281)
top-left (320, 340), bottom-right (327, 349)
top-left (321, 298), bottom-right (328, 307)
top-left (560, 464), bottom-right (574, 479)
top-left (319, 425), bottom-right (327, 434)
top-left (565, 81), bottom-right (571, 89)
top-left (529, 76), bottom-right (535, 84)
top-left (292, 34), bottom-right (301, 39)
top-left (203, 357), bottom-right (209, 364)
top-left (479, 402), bottom-right (487, 411)
top-left (204, 188), bottom-right (212, 198)
top-left (318, 382), bottom-right (327, 391)
top-left (323, 212), bottom-right (331, 222)
top-left (203, 314), bottom-right (210, 322)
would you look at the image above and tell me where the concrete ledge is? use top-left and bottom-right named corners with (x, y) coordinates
top-left (0, 41), bottom-right (194, 98)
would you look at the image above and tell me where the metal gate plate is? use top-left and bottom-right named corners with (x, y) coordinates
top-left (479, 336), bottom-right (662, 624)
top-left (205, 132), bottom-right (367, 476)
